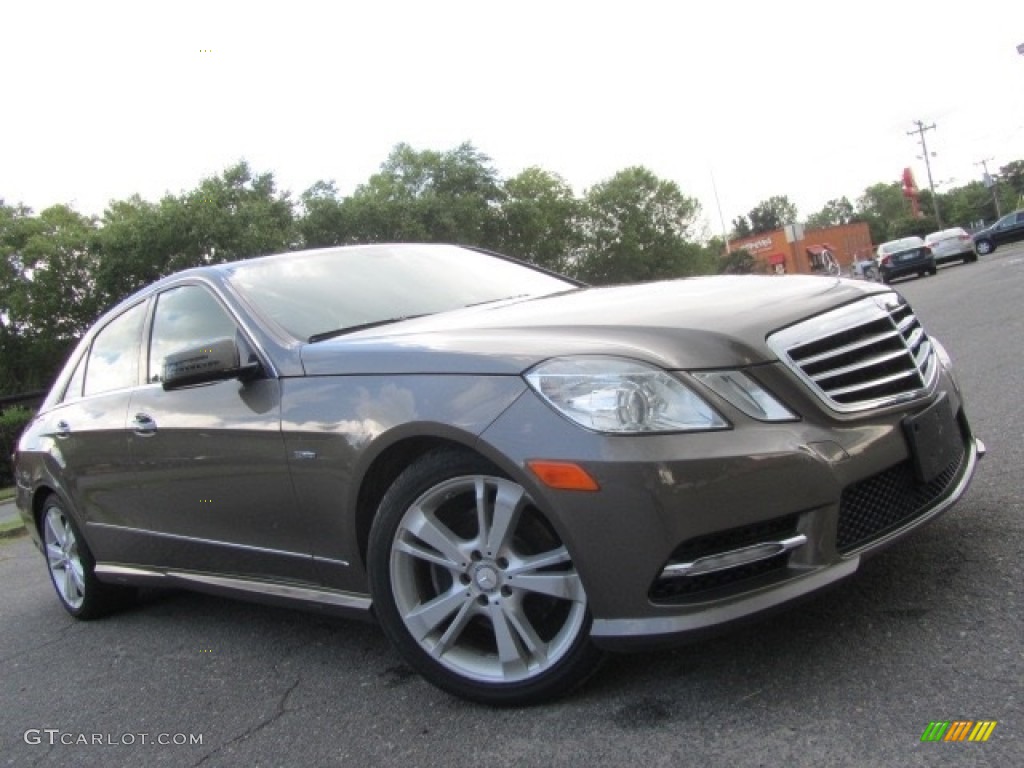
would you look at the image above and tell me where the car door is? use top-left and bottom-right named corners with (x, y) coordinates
top-left (41, 301), bottom-right (148, 563)
top-left (993, 212), bottom-right (1024, 246)
top-left (121, 282), bottom-right (316, 582)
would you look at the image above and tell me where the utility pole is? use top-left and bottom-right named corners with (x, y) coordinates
top-left (975, 158), bottom-right (1002, 219)
top-left (710, 169), bottom-right (731, 255)
top-left (907, 120), bottom-right (942, 227)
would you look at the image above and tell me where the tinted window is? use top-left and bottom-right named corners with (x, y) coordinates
top-left (226, 244), bottom-right (576, 341)
top-left (148, 285), bottom-right (238, 383)
top-left (83, 302), bottom-right (147, 397)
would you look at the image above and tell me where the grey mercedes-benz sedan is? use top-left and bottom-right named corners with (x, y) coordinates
top-left (13, 243), bottom-right (984, 704)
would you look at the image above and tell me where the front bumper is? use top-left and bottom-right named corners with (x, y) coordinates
top-left (479, 363), bottom-right (982, 652)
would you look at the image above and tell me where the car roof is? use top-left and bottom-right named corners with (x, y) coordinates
top-left (925, 228), bottom-right (967, 239)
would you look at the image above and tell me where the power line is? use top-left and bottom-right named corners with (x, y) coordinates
top-left (907, 120), bottom-right (942, 226)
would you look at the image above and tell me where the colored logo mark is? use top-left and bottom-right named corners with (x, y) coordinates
top-left (921, 721), bottom-right (997, 742)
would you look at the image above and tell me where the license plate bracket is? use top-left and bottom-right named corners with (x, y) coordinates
top-left (903, 393), bottom-right (960, 483)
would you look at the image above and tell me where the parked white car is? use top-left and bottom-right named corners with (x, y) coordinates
top-left (924, 228), bottom-right (977, 266)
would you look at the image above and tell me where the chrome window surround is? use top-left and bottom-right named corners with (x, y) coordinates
top-left (767, 293), bottom-right (938, 413)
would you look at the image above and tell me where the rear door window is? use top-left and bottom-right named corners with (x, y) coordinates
top-left (82, 302), bottom-right (147, 397)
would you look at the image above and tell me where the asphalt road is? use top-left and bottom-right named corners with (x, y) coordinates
top-left (2, 244), bottom-right (1022, 768)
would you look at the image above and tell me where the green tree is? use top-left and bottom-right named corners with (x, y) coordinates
top-left (998, 160), bottom-right (1024, 200)
top-left (805, 197), bottom-right (856, 230)
top-left (94, 162), bottom-right (295, 310)
top-left (296, 180), bottom-right (355, 248)
top-left (574, 167), bottom-right (704, 284)
top-left (1, 203), bottom-right (98, 392)
top-left (856, 182), bottom-right (911, 243)
top-left (937, 181), bottom-right (997, 228)
top-left (717, 248), bottom-right (763, 275)
top-left (890, 215), bottom-right (939, 239)
top-left (180, 161), bottom-right (295, 264)
top-left (747, 195), bottom-right (798, 234)
top-left (497, 167), bottom-right (582, 274)
top-left (730, 215), bottom-right (752, 240)
top-left (347, 142), bottom-right (504, 247)
top-left (94, 194), bottom-right (191, 305)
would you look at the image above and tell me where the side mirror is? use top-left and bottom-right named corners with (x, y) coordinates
top-left (161, 337), bottom-right (261, 390)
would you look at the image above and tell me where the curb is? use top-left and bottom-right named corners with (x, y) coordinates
top-left (0, 522), bottom-right (27, 540)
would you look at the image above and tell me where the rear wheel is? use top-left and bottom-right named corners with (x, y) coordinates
top-left (368, 449), bottom-right (604, 705)
top-left (40, 495), bottom-right (134, 619)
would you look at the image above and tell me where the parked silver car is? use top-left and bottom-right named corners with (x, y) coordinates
top-left (924, 227), bottom-right (977, 265)
top-left (14, 244), bottom-right (984, 704)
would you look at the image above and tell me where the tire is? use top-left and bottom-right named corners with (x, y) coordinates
top-left (965, 253), bottom-right (978, 264)
top-left (975, 240), bottom-right (993, 256)
top-left (40, 495), bottom-right (135, 619)
top-left (368, 449), bottom-right (604, 705)
top-left (929, 267), bottom-right (938, 276)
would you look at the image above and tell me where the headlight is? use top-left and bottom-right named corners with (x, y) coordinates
top-left (692, 371), bottom-right (797, 422)
top-left (525, 357), bottom-right (728, 433)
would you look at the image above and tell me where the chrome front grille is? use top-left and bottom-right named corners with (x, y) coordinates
top-left (768, 294), bottom-right (938, 412)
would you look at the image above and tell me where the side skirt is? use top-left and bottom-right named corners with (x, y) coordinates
top-left (94, 563), bottom-right (374, 621)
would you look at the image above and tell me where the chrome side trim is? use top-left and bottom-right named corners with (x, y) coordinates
top-left (86, 522), bottom-right (349, 566)
top-left (660, 534), bottom-right (808, 579)
top-left (95, 564), bottom-right (372, 612)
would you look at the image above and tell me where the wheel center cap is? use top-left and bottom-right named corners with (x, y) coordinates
top-left (474, 565), bottom-right (499, 591)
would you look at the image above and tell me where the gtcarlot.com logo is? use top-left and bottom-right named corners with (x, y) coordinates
top-left (921, 721), bottom-right (997, 742)
top-left (24, 729), bottom-right (203, 746)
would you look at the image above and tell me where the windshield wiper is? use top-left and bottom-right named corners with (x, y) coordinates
top-left (308, 314), bottom-right (430, 343)
top-left (464, 293), bottom-right (531, 308)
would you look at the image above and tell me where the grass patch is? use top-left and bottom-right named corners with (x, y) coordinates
top-left (0, 486), bottom-right (15, 502)
top-left (0, 518), bottom-right (26, 538)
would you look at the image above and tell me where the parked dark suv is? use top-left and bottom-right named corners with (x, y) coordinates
top-left (973, 210), bottom-right (1024, 255)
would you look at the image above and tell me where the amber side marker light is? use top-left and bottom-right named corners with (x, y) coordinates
top-left (526, 461), bottom-right (600, 491)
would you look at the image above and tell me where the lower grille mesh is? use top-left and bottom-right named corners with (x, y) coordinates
top-left (837, 435), bottom-right (966, 553)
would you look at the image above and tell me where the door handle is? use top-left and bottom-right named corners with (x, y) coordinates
top-left (55, 420), bottom-right (71, 438)
top-left (133, 413), bottom-right (157, 436)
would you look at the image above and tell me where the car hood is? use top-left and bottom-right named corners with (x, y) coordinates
top-left (300, 275), bottom-right (889, 375)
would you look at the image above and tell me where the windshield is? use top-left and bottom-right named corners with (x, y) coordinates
top-left (226, 244), bottom-right (578, 341)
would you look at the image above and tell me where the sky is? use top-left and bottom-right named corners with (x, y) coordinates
top-left (2, 0), bottom-right (1023, 240)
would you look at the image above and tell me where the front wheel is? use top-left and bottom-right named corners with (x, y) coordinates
top-left (368, 449), bottom-right (604, 705)
top-left (975, 240), bottom-right (993, 256)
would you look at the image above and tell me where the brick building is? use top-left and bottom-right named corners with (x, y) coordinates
top-left (729, 222), bottom-right (873, 275)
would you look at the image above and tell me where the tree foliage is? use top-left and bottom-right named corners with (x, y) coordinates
top-left (806, 197), bottom-right (856, 230)
top-left (856, 182), bottom-right (910, 243)
top-left (498, 167), bottom-right (581, 274)
top-left (748, 195), bottom-right (798, 235)
top-left (574, 167), bottom-right (704, 284)
top-left (3, 144), bottom-right (1023, 399)
top-left (717, 248), bottom-right (763, 275)
top-left (345, 142), bottom-right (504, 247)
top-left (730, 215), bottom-right (752, 240)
